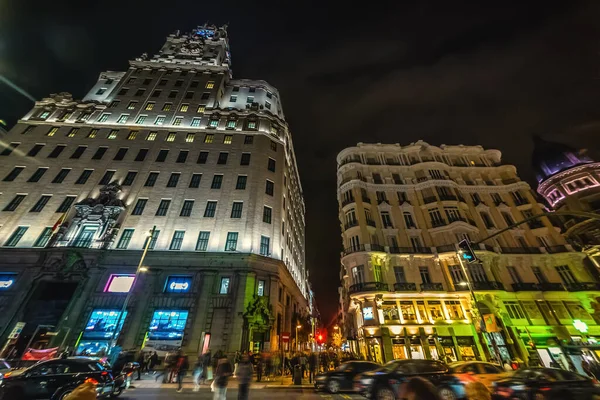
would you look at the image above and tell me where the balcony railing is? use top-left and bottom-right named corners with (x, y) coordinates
top-left (472, 281), bottom-right (504, 290)
top-left (502, 178), bottom-right (519, 184)
top-left (565, 282), bottom-right (600, 292)
top-left (423, 196), bottom-right (438, 204)
top-left (366, 219), bottom-right (376, 227)
top-left (343, 245), bottom-right (365, 256)
top-left (511, 282), bottom-right (539, 291)
top-left (348, 281), bottom-right (389, 295)
top-left (394, 282), bottom-right (417, 292)
top-left (436, 244), bottom-right (456, 253)
top-left (344, 220), bottom-right (359, 230)
top-left (538, 282), bottom-right (565, 291)
top-left (545, 245), bottom-right (569, 253)
top-left (420, 282), bottom-right (444, 291)
top-left (514, 198), bottom-right (529, 206)
top-left (431, 220), bottom-right (447, 228)
top-left (341, 198), bottom-right (355, 207)
top-left (370, 244), bottom-right (385, 252)
top-left (500, 247), bottom-right (541, 254)
top-left (448, 216), bottom-right (467, 224)
top-left (439, 194), bottom-right (457, 201)
top-left (528, 221), bottom-right (545, 229)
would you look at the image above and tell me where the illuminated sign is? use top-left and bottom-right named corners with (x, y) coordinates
top-left (363, 307), bottom-right (374, 320)
top-left (148, 310), bottom-right (189, 340)
top-left (83, 309), bottom-right (128, 339)
top-left (165, 276), bottom-right (192, 293)
top-left (104, 274), bottom-right (135, 293)
top-left (574, 319), bottom-right (588, 333)
top-left (0, 274), bottom-right (16, 290)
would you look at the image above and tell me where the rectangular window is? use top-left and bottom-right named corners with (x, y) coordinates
top-left (180, 104), bottom-right (189, 112)
top-left (211, 175), bottom-right (223, 189)
top-left (217, 152), bottom-right (228, 164)
top-left (204, 201), bottom-right (217, 217)
top-left (191, 118), bottom-right (201, 127)
top-left (226, 120), bottom-right (237, 129)
top-left (381, 211), bottom-right (394, 228)
top-left (223, 135), bottom-right (233, 144)
top-left (166, 173), bottom-right (180, 187)
top-left (30, 195), bottom-right (51, 212)
top-left (197, 105), bottom-right (205, 113)
top-left (201, 92), bottom-right (210, 100)
top-left (116, 229), bottom-right (135, 249)
top-left (196, 231), bottom-right (210, 251)
top-left (244, 135), bottom-right (253, 144)
top-left (70, 146), bottom-right (86, 159)
top-left (28, 167), bottom-right (48, 182)
top-left (27, 144), bottom-right (44, 157)
top-left (97, 113), bottom-right (110, 122)
top-left (204, 134), bottom-right (214, 143)
top-left (52, 168), bottom-right (71, 183)
top-left (0, 142), bottom-right (19, 155)
top-left (231, 202), bottom-right (243, 218)
top-left (99, 170), bottom-right (115, 185)
top-left (247, 96), bottom-right (254, 103)
top-left (155, 116), bottom-right (166, 125)
top-left (197, 151), bottom-right (209, 164)
top-left (3, 167), bottom-right (24, 182)
top-left (133, 149), bottom-right (148, 162)
top-left (127, 131), bottom-right (138, 140)
top-left (504, 301), bottom-right (526, 320)
top-left (117, 114), bottom-right (128, 124)
top-left (146, 132), bottom-right (157, 141)
top-left (419, 266), bottom-right (431, 283)
top-left (135, 115), bottom-right (147, 125)
top-left (108, 100), bottom-right (119, 108)
top-left (190, 80), bottom-right (199, 88)
top-left (257, 280), bottom-right (265, 296)
top-left (468, 264), bottom-right (488, 282)
top-left (3, 194), bottom-right (26, 211)
top-left (180, 200), bottom-right (194, 217)
top-left (144, 230), bottom-right (160, 250)
top-left (156, 149), bottom-right (169, 162)
top-left (236, 175), bottom-right (247, 190)
top-left (144, 172), bottom-right (159, 187)
top-left (118, 88), bottom-right (128, 96)
top-left (507, 266), bottom-right (522, 283)
top-left (131, 199), bottom-right (147, 215)
top-left (75, 169), bottom-right (93, 185)
top-left (134, 89), bottom-right (145, 97)
top-left (176, 150), bottom-right (188, 163)
top-left (33, 227), bottom-right (53, 248)
top-left (260, 236), bottom-right (270, 256)
top-left (556, 265), bottom-right (577, 284)
top-left (189, 173), bottom-right (202, 188)
top-left (155, 200), bottom-right (171, 216)
top-left (168, 91), bottom-right (178, 99)
top-left (225, 232), bottom-right (238, 251)
top-left (186, 133), bottom-right (195, 142)
top-left (113, 148), bottom-right (128, 161)
top-left (270, 141), bottom-right (277, 151)
top-left (219, 277), bottom-right (230, 294)
top-left (4, 226), bottom-right (28, 247)
top-left (263, 206), bottom-right (272, 223)
top-left (172, 117), bottom-right (183, 126)
top-left (394, 266), bottom-right (406, 283)
top-left (532, 266), bottom-right (547, 283)
top-left (247, 121), bottom-right (257, 129)
top-left (56, 196), bottom-right (75, 213)
top-left (267, 158), bottom-right (276, 172)
top-left (48, 145), bottom-right (66, 158)
top-left (448, 265), bottom-right (466, 284)
top-left (169, 231), bottom-right (185, 250)
top-left (174, 80), bottom-right (183, 87)
top-left (92, 147), bottom-right (108, 160)
top-left (127, 101), bottom-right (137, 110)
top-left (185, 91), bottom-right (194, 99)
top-left (265, 180), bottom-right (274, 196)
top-left (229, 95), bottom-right (237, 102)
top-left (240, 153), bottom-right (251, 165)
top-left (145, 102), bottom-right (155, 111)
top-left (122, 171), bottom-right (137, 186)
top-left (108, 130), bottom-right (118, 139)
top-left (206, 81), bottom-right (215, 89)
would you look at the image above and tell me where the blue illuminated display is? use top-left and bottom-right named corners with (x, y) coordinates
top-left (83, 309), bottom-right (128, 339)
top-left (148, 310), bottom-right (189, 340)
top-left (0, 274), bottom-right (16, 290)
top-left (165, 276), bottom-right (192, 293)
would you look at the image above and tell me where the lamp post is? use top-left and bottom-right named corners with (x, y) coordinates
top-left (109, 226), bottom-right (155, 351)
top-left (296, 325), bottom-right (302, 351)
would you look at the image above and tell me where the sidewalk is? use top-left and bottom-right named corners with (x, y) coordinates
top-left (131, 372), bottom-right (315, 390)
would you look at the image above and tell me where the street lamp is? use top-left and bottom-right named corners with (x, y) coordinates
top-left (109, 226), bottom-right (156, 352)
top-left (296, 325), bottom-right (302, 351)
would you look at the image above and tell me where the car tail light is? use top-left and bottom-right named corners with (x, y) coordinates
top-left (84, 378), bottom-right (99, 385)
top-left (127, 372), bottom-right (133, 377)
top-left (540, 386), bottom-right (551, 392)
top-left (496, 387), bottom-right (514, 397)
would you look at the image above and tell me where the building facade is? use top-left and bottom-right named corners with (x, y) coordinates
top-left (337, 141), bottom-right (600, 371)
top-left (0, 24), bottom-right (308, 358)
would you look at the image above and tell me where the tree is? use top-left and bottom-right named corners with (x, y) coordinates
top-left (332, 332), bottom-right (342, 349)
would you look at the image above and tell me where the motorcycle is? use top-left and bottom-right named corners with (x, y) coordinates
top-left (111, 362), bottom-right (139, 397)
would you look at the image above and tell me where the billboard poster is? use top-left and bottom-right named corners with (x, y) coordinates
top-left (143, 310), bottom-right (189, 357)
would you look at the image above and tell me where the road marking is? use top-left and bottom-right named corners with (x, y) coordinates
top-left (340, 395), bottom-right (352, 399)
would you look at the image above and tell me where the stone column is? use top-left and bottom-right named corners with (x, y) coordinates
top-left (229, 270), bottom-right (255, 352)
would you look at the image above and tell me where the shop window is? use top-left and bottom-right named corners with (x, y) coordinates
top-left (445, 300), bottom-right (464, 319)
top-left (148, 310), bottom-right (189, 340)
top-left (427, 300), bottom-right (445, 321)
top-left (165, 276), bottom-right (192, 293)
top-left (381, 302), bottom-right (399, 322)
top-left (104, 274), bottom-right (135, 293)
top-left (504, 301), bottom-right (526, 320)
top-left (400, 301), bottom-right (417, 321)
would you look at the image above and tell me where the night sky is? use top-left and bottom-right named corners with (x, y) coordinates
top-left (1, 0), bottom-right (600, 324)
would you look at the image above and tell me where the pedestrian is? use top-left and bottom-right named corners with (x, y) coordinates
top-left (155, 353), bottom-right (173, 383)
top-left (256, 354), bottom-right (263, 382)
top-left (399, 377), bottom-right (441, 400)
top-left (237, 354), bottom-right (253, 400)
top-left (308, 352), bottom-right (317, 383)
top-left (202, 350), bottom-right (212, 383)
top-left (213, 354), bottom-right (233, 400)
top-left (299, 352), bottom-right (307, 378)
top-left (265, 353), bottom-right (273, 381)
top-left (136, 351), bottom-right (145, 380)
top-left (193, 354), bottom-right (204, 392)
top-left (149, 351), bottom-right (159, 373)
top-left (234, 351), bottom-right (241, 377)
top-left (176, 351), bottom-right (189, 393)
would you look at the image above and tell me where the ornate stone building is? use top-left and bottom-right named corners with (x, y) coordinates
top-left (0, 24), bottom-right (308, 358)
top-left (337, 141), bottom-right (600, 371)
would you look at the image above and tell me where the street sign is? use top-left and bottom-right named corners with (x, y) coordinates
top-left (281, 332), bottom-right (290, 343)
top-left (8, 322), bottom-right (25, 340)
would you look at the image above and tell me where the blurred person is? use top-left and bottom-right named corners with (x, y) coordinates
top-left (308, 352), bottom-right (318, 383)
top-left (399, 377), bottom-right (441, 400)
top-left (202, 350), bottom-right (212, 383)
top-left (214, 354), bottom-right (233, 400)
top-left (63, 381), bottom-right (96, 400)
top-left (265, 352), bottom-right (273, 381)
top-left (237, 354), bottom-right (253, 400)
top-left (465, 381), bottom-right (491, 400)
top-left (299, 352), bottom-right (307, 378)
top-left (193, 353), bottom-right (204, 391)
top-left (256, 353), bottom-right (263, 382)
top-left (136, 351), bottom-right (145, 380)
top-left (176, 351), bottom-right (189, 393)
top-left (155, 352), bottom-right (174, 383)
top-left (149, 351), bottom-right (159, 373)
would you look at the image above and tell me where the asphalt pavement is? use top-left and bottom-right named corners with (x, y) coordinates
top-left (117, 387), bottom-right (363, 400)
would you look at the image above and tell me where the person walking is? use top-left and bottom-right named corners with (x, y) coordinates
top-left (176, 351), bottom-right (189, 393)
top-left (237, 354), bottom-right (253, 400)
top-left (149, 351), bottom-right (159, 373)
top-left (308, 352), bottom-right (317, 384)
top-left (299, 353), bottom-right (307, 378)
top-left (213, 354), bottom-right (233, 400)
top-left (193, 354), bottom-right (204, 392)
top-left (136, 351), bottom-right (145, 380)
top-left (256, 354), bottom-right (263, 382)
top-left (155, 352), bottom-right (173, 383)
top-left (201, 350), bottom-right (212, 384)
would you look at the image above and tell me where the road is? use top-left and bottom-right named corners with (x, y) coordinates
top-left (117, 388), bottom-right (363, 400)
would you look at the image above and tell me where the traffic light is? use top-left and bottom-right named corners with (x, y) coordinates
top-left (458, 239), bottom-right (478, 264)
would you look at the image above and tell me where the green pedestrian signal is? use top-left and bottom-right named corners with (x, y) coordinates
top-left (458, 239), bottom-right (479, 263)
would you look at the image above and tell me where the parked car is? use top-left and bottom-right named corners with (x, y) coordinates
top-left (493, 367), bottom-right (600, 400)
top-left (0, 357), bottom-right (115, 400)
top-left (354, 359), bottom-right (462, 400)
top-left (315, 360), bottom-right (380, 393)
top-left (448, 361), bottom-right (509, 393)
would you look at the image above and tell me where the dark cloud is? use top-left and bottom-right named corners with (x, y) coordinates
top-left (1, 0), bottom-right (600, 322)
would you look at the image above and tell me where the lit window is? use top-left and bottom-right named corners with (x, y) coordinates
top-left (204, 134), bottom-right (214, 143)
top-left (166, 132), bottom-right (176, 142)
top-left (104, 274), bottom-right (135, 293)
top-left (155, 116), bottom-right (166, 125)
top-left (38, 111), bottom-right (51, 119)
top-left (227, 120), bottom-right (236, 129)
top-left (98, 113), bottom-right (110, 122)
top-left (127, 101), bottom-right (137, 110)
top-left (47, 127), bottom-right (59, 137)
top-left (247, 96), bottom-right (254, 103)
top-left (225, 233), bottom-right (238, 252)
top-left (67, 128), bottom-right (79, 137)
top-left (219, 277), bottom-right (230, 294)
top-left (117, 114), bottom-right (129, 124)
top-left (88, 129), bottom-right (98, 138)
top-left (162, 103), bottom-right (172, 112)
top-left (145, 102), bottom-right (155, 111)
top-left (191, 118), bottom-right (201, 127)
top-left (108, 130), bottom-right (118, 139)
top-left (180, 104), bottom-right (189, 112)
top-left (127, 131), bottom-right (138, 140)
top-left (224, 135), bottom-right (232, 144)
top-left (209, 119), bottom-right (218, 128)
top-left (135, 115), bottom-right (147, 124)
top-left (257, 280), bottom-right (265, 296)
top-left (229, 95), bottom-right (237, 102)
top-left (173, 117), bottom-right (183, 126)
top-left (146, 132), bottom-right (157, 141)
top-left (206, 81), bottom-right (215, 89)
top-left (197, 105), bottom-right (205, 113)
top-left (260, 236), bottom-right (270, 256)
top-left (186, 133), bottom-right (195, 143)
top-left (247, 121), bottom-right (257, 129)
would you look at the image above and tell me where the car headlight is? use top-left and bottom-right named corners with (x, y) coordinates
top-left (316, 376), bottom-right (327, 381)
top-left (361, 378), bottom-right (374, 385)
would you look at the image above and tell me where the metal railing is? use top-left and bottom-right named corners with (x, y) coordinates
top-left (565, 282), bottom-right (600, 292)
top-left (394, 282), bottom-right (417, 291)
top-left (366, 219), bottom-right (376, 227)
top-left (348, 281), bottom-right (389, 294)
top-left (423, 196), bottom-right (438, 204)
top-left (538, 282), bottom-right (565, 291)
top-left (431, 220), bottom-right (447, 228)
top-left (436, 244), bottom-right (456, 253)
top-left (439, 194), bottom-right (457, 201)
top-left (344, 220), bottom-right (359, 230)
top-left (341, 198), bottom-right (355, 207)
top-left (370, 244), bottom-right (384, 252)
top-left (420, 282), bottom-right (444, 291)
top-left (343, 245), bottom-right (365, 256)
top-left (511, 282), bottom-right (539, 291)
top-left (472, 281), bottom-right (504, 290)
top-left (545, 245), bottom-right (569, 253)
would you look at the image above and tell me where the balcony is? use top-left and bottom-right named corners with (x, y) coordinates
top-left (439, 194), bottom-right (457, 201)
top-left (436, 244), bottom-right (456, 253)
top-left (565, 282), bottom-right (600, 292)
top-left (514, 198), bottom-right (529, 206)
top-left (546, 245), bottom-right (570, 253)
top-left (370, 244), bottom-right (385, 252)
top-left (500, 247), bottom-right (541, 254)
top-left (344, 220), bottom-right (359, 230)
top-left (502, 178), bottom-right (519, 184)
top-left (511, 282), bottom-right (539, 291)
top-left (538, 282), bottom-right (565, 291)
top-left (341, 198), bottom-right (355, 207)
top-left (389, 246), bottom-right (432, 254)
top-left (394, 282), bottom-right (417, 292)
top-left (420, 282), bottom-right (444, 291)
top-left (448, 216), bottom-right (467, 224)
top-left (423, 196), bottom-right (438, 204)
top-left (431, 220), bottom-right (447, 228)
top-left (366, 219), bottom-right (376, 227)
top-left (348, 281), bottom-right (389, 295)
top-left (472, 281), bottom-right (505, 290)
top-left (528, 221), bottom-right (545, 229)
top-left (343, 245), bottom-right (365, 256)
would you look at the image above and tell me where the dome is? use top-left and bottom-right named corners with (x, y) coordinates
top-left (532, 135), bottom-right (593, 183)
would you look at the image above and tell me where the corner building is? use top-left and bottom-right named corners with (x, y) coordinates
top-left (0, 25), bottom-right (307, 357)
top-left (337, 141), bottom-right (600, 370)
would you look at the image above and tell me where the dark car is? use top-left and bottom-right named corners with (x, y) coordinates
top-left (493, 367), bottom-right (600, 400)
top-left (0, 357), bottom-right (114, 400)
top-left (354, 359), bottom-right (462, 400)
top-left (315, 360), bottom-right (380, 393)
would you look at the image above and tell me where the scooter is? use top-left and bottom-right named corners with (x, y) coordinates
top-left (111, 362), bottom-right (139, 397)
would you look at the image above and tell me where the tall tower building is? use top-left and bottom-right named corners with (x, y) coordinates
top-left (0, 25), bottom-right (307, 356)
top-left (337, 141), bottom-right (600, 368)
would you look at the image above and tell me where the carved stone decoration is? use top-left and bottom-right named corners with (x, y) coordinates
top-left (54, 182), bottom-right (126, 249)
